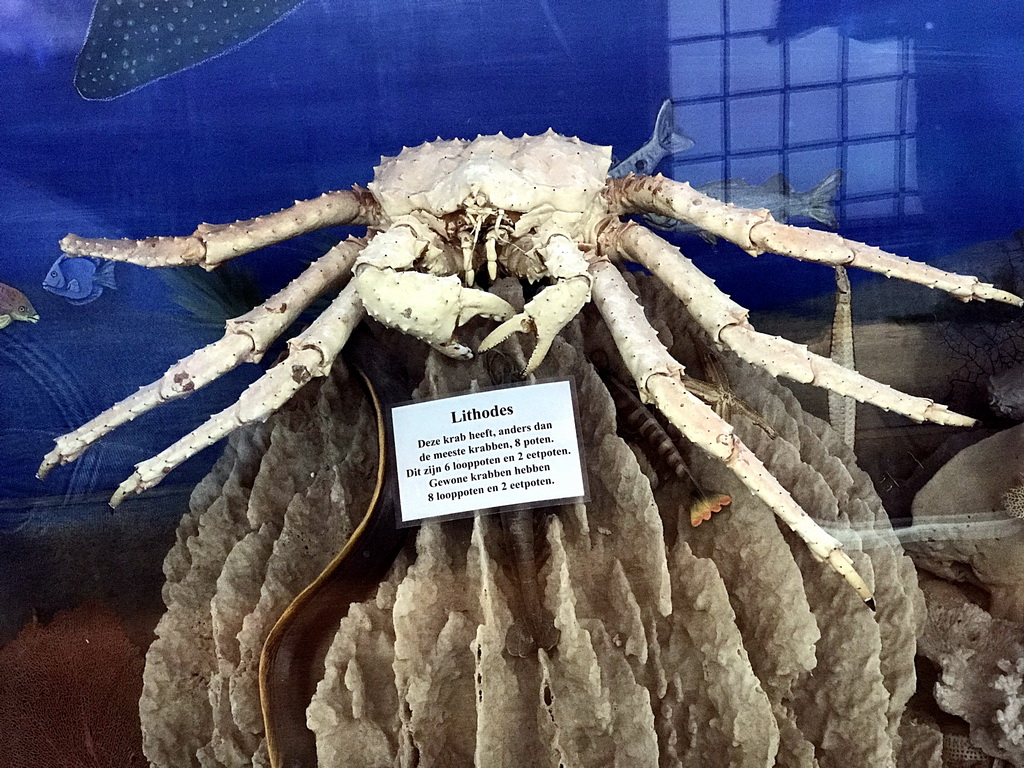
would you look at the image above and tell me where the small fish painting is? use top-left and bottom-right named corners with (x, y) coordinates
top-left (0, 282), bottom-right (40, 329)
top-left (610, 99), bottom-right (694, 178)
top-left (695, 170), bottom-right (843, 229)
top-left (75, 0), bottom-right (309, 100)
top-left (43, 255), bottom-right (117, 305)
top-left (646, 169), bottom-right (844, 242)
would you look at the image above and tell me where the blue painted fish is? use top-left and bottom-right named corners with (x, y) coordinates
top-left (75, 0), bottom-right (309, 100)
top-left (43, 255), bottom-right (117, 305)
top-left (645, 169), bottom-right (844, 242)
top-left (0, 282), bottom-right (40, 329)
top-left (609, 99), bottom-right (694, 178)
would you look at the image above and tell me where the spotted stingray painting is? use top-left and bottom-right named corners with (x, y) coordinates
top-left (75, 0), bottom-right (309, 99)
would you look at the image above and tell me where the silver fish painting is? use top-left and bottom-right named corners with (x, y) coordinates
top-left (43, 255), bottom-right (117, 305)
top-left (0, 282), bottom-right (40, 329)
top-left (609, 99), bottom-right (694, 178)
top-left (75, 0), bottom-right (309, 100)
top-left (645, 169), bottom-right (844, 242)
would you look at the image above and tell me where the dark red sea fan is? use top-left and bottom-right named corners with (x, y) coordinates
top-left (0, 602), bottom-right (146, 768)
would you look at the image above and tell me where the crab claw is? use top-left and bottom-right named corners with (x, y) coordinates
top-left (479, 275), bottom-right (591, 373)
top-left (354, 266), bottom-right (514, 359)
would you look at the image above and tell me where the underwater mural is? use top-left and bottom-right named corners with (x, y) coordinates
top-left (0, 282), bottom-right (39, 329)
top-left (74, 0), bottom-right (310, 100)
top-left (42, 254), bottom-right (117, 304)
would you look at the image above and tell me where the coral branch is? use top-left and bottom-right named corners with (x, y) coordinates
top-left (61, 187), bottom-right (378, 268)
top-left (0, 603), bottom-right (146, 768)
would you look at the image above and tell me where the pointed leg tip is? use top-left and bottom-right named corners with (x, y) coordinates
top-left (865, 597), bottom-right (877, 612)
top-left (37, 450), bottom-right (64, 480)
top-left (928, 405), bottom-right (975, 428)
top-left (110, 475), bottom-right (141, 508)
top-left (522, 335), bottom-right (557, 375)
top-left (983, 286), bottom-right (1024, 307)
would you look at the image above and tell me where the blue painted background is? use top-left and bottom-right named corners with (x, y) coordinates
top-left (2, 0), bottom-right (1023, 514)
top-left (0, 0), bottom-right (665, 509)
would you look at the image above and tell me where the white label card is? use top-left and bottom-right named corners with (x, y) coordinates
top-left (391, 379), bottom-right (586, 525)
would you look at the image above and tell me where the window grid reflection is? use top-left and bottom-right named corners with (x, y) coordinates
top-left (668, 0), bottom-right (918, 223)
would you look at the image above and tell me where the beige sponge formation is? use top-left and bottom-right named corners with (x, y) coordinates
top-left (139, 276), bottom-right (926, 767)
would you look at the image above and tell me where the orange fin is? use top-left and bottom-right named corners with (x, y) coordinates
top-left (690, 494), bottom-right (732, 527)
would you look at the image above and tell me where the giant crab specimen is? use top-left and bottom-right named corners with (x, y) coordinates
top-left (38, 131), bottom-right (1022, 605)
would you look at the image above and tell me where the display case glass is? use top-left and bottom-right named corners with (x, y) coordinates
top-left (3, 2), bottom-right (1022, 765)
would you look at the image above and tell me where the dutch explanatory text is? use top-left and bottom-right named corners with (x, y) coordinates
top-left (391, 380), bottom-right (585, 523)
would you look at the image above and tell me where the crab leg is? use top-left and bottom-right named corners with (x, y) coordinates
top-left (601, 220), bottom-right (975, 427)
top-left (60, 187), bottom-right (379, 269)
top-left (106, 282), bottom-right (365, 507)
top-left (588, 258), bottom-right (874, 607)
top-left (609, 175), bottom-right (1023, 306)
top-left (38, 240), bottom-right (362, 481)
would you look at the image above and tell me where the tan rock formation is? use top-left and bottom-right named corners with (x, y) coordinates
top-left (908, 422), bottom-right (1024, 625)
